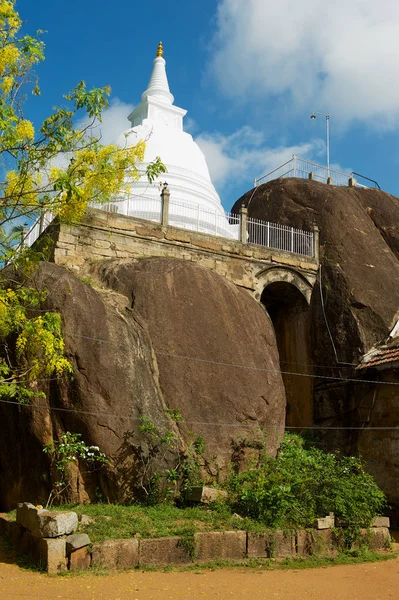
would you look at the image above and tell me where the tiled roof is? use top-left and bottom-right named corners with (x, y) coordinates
top-left (357, 345), bottom-right (399, 370)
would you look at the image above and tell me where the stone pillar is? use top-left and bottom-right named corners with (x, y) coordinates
top-left (239, 205), bottom-right (248, 244)
top-left (161, 183), bottom-right (170, 226)
top-left (308, 172), bottom-right (314, 180)
top-left (348, 176), bottom-right (357, 187)
top-left (327, 176), bottom-right (332, 185)
top-left (21, 223), bottom-right (29, 247)
top-left (39, 209), bottom-right (44, 235)
top-left (313, 221), bottom-right (320, 263)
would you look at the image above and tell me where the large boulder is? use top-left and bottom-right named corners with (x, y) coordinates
top-left (236, 178), bottom-right (399, 360)
top-left (234, 178), bottom-right (399, 517)
top-left (0, 258), bottom-right (285, 509)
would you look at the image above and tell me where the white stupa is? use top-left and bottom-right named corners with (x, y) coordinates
top-left (115, 42), bottom-right (236, 238)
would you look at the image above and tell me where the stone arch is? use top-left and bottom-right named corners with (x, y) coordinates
top-left (254, 266), bottom-right (314, 304)
top-left (258, 270), bottom-right (314, 430)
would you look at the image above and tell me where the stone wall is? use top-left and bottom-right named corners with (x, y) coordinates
top-left (48, 208), bottom-right (318, 301)
top-left (0, 512), bottom-right (391, 573)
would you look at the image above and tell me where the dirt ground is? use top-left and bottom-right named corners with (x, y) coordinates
top-left (1, 541), bottom-right (399, 600)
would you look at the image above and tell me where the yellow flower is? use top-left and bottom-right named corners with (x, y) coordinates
top-left (1, 74), bottom-right (13, 94)
top-left (15, 119), bottom-right (35, 142)
top-left (0, 44), bottom-right (20, 74)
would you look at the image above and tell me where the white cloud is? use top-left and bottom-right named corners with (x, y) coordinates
top-left (184, 117), bottom-right (199, 135)
top-left (76, 98), bottom-right (134, 145)
top-left (196, 126), bottom-right (325, 190)
top-left (210, 0), bottom-right (399, 128)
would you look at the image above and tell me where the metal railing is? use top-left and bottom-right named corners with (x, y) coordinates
top-left (24, 193), bottom-right (315, 259)
top-left (25, 212), bottom-right (54, 247)
top-left (254, 155), bottom-right (372, 188)
top-left (168, 198), bottom-right (240, 238)
top-left (247, 217), bottom-right (314, 256)
top-left (91, 193), bottom-right (162, 223)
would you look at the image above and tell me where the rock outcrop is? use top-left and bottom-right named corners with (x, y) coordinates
top-left (236, 178), bottom-right (399, 361)
top-left (0, 258), bottom-right (285, 509)
top-left (234, 178), bottom-right (399, 519)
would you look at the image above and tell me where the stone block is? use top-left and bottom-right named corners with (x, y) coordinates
top-left (57, 241), bottom-right (76, 251)
top-left (0, 513), bottom-right (9, 536)
top-left (136, 225), bottom-right (164, 239)
top-left (53, 248), bottom-right (67, 258)
top-left (38, 538), bottom-right (67, 574)
top-left (242, 249), bottom-right (253, 258)
top-left (79, 514), bottom-right (94, 527)
top-left (221, 244), bottom-right (235, 253)
top-left (67, 225), bottom-right (82, 237)
top-left (296, 529), bottom-right (338, 557)
top-left (296, 530), bottom-right (312, 556)
top-left (271, 254), bottom-right (300, 266)
top-left (18, 527), bottom-right (32, 555)
top-left (335, 517), bottom-right (350, 528)
top-left (69, 546), bottom-right (91, 571)
top-left (66, 533), bottom-right (91, 554)
top-left (139, 536), bottom-right (192, 566)
top-left (315, 513), bottom-right (335, 529)
top-left (32, 510), bottom-right (78, 538)
top-left (57, 232), bottom-right (76, 245)
top-left (357, 527), bottom-right (391, 551)
top-left (252, 246), bottom-right (271, 259)
top-left (91, 538), bottom-right (139, 570)
top-left (194, 239), bottom-right (222, 252)
top-left (372, 516), bottom-right (390, 528)
top-left (164, 231), bottom-right (191, 243)
top-left (299, 260), bottom-right (317, 270)
top-left (89, 246), bottom-right (117, 258)
top-left (94, 239), bottom-right (111, 249)
top-left (16, 502), bottom-right (37, 529)
top-left (20, 529), bottom-right (42, 562)
top-left (77, 234), bottom-right (95, 246)
top-left (230, 264), bottom-right (245, 280)
top-left (8, 521), bottom-right (24, 547)
top-left (195, 531), bottom-right (246, 562)
top-left (189, 486), bottom-right (228, 504)
top-left (247, 531), bottom-right (296, 559)
top-left (197, 257), bottom-right (217, 270)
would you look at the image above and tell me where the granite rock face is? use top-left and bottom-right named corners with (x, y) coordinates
top-left (0, 258), bottom-right (286, 509)
top-left (236, 178), bottom-right (399, 366)
top-left (234, 178), bottom-right (399, 519)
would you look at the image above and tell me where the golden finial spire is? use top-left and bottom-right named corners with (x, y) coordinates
top-left (156, 41), bottom-right (163, 58)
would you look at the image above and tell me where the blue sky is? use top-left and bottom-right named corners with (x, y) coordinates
top-left (16, 0), bottom-right (399, 210)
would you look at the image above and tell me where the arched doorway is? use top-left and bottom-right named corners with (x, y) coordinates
top-left (261, 280), bottom-right (312, 428)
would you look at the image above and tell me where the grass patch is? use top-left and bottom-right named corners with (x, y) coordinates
top-left (25, 503), bottom-right (267, 543)
top-left (54, 565), bottom-right (110, 577)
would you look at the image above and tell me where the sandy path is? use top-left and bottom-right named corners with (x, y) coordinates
top-left (1, 548), bottom-right (399, 600)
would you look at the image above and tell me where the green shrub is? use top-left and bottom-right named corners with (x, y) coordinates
top-left (227, 434), bottom-right (386, 529)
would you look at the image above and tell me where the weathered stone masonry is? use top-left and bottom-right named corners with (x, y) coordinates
top-left (48, 208), bottom-right (319, 304)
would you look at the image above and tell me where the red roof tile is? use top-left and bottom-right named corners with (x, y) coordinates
top-left (358, 345), bottom-right (399, 369)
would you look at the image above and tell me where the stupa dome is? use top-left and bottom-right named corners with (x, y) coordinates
top-left (115, 43), bottom-right (235, 237)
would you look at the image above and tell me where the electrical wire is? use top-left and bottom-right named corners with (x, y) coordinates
top-left (69, 333), bottom-right (356, 371)
top-left (154, 350), bottom-right (387, 385)
top-left (318, 263), bottom-right (353, 366)
top-left (0, 396), bottom-right (397, 430)
top-left (2, 331), bottom-right (391, 388)
top-left (60, 332), bottom-right (395, 386)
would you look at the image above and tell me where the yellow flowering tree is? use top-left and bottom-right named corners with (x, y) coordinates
top-left (0, 0), bottom-right (165, 402)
